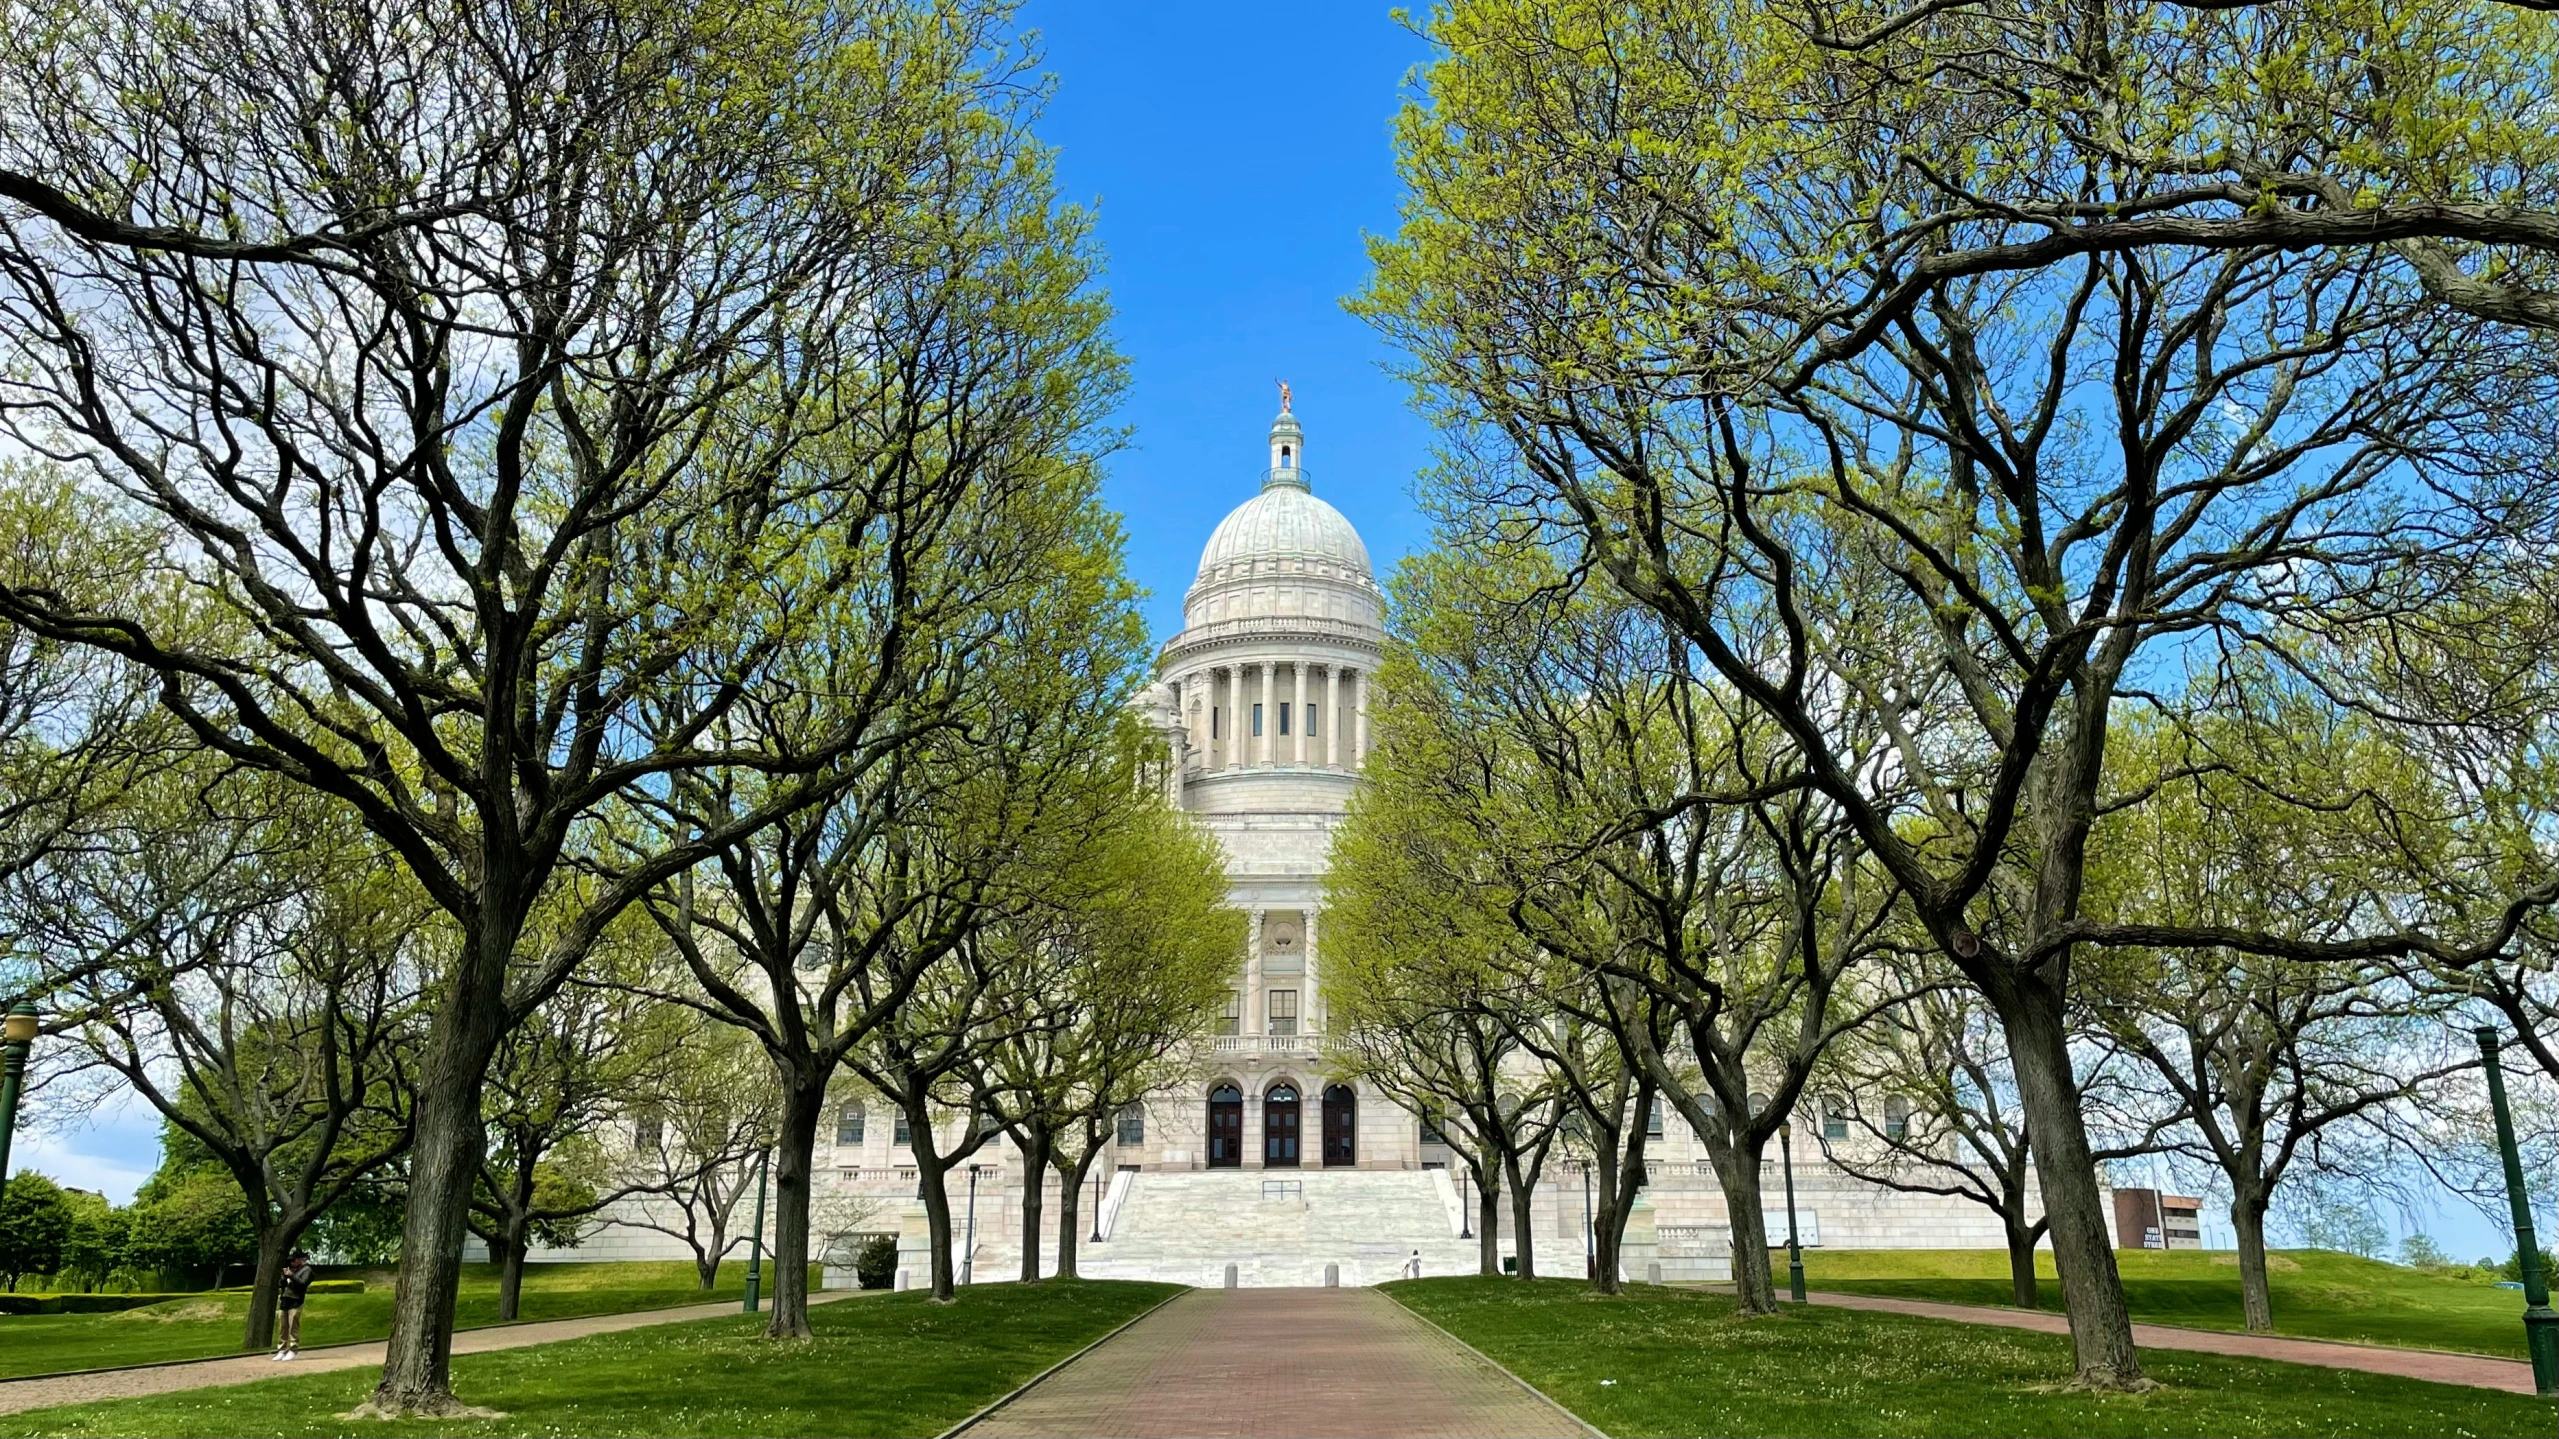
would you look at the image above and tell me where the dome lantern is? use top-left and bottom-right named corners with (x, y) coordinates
top-left (1266, 391), bottom-right (1307, 492)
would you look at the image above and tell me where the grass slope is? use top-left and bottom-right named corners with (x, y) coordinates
top-left (1796, 1249), bottom-right (2531, 1358)
top-left (0, 1279), bottom-right (1179, 1439)
top-left (0, 1262), bottom-right (823, 1380)
top-left (1390, 1277), bottom-right (2554, 1439)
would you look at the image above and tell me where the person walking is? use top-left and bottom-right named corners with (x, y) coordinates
top-left (272, 1250), bottom-right (316, 1360)
top-left (1404, 1250), bottom-right (1423, 1280)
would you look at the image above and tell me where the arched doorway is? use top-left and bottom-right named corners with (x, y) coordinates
top-left (1322, 1084), bottom-right (1357, 1166)
top-left (1264, 1083), bottom-right (1301, 1167)
top-left (1207, 1085), bottom-right (1243, 1168)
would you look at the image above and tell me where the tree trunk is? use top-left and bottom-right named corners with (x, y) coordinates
top-left (1589, 1161), bottom-right (1623, 1295)
top-left (2232, 1189), bottom-right (2274, 1334)
top-left (496, 1230), bottom-right (529, 1323)
top-left (2005, 1217), bottom-right (2041, 1309)
top-left (1993, 984), bottom-right (2147, 1388)
top-left (1472, 1157), bottom-right (1502, 1276)
top-left (1019, 1129), bottom-right (1050, 1284)
top-left (765, 1077), bottom-right (824, 1339)
top-left (1053, 1151), bottom-right (1096, 1280)
top-left (1502, 1151), bottom-right (1538, 1279)
top-left (1706, 1134), bottom-right (1776, 1315)
top-left (918, 1161), bottom-right (957, 1302)
top-left (243, 1225), bottom-right (292, 1352)
top-left (367, 961), bottom-right (510, 1418)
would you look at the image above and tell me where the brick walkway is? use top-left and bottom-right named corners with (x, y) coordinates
top-left (1805, 1291), bottom-right (2539, 1394)
top-left (958, 1288), bottom-right (1594, 1439)
top-left (0, 1292), bottom-right (866, 1416)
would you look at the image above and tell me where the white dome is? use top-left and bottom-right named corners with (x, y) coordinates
top-left (1178, 408), bottom-right (1384, 635)
top-left (1194, 485), bottom-right (1373, 584)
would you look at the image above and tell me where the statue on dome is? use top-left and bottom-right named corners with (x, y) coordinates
top-left (1277, 379), bottom-right (1292, 413)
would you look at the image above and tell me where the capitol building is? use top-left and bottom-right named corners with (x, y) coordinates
top-left (546, 401), bottom-right (2119, 1287)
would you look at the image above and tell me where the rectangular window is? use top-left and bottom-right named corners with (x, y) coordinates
top-left (1307, 703), bottom-right (1319, 736)
top-left (1218, 991), bottom-right (1241, 1036)
top-left (1279, 703), bottom-right (1291, 735)
top-left (893, 1112), bottom-right (912, 1146)
top-left (1419, 1109), bottom-right (1447, 1144)
top-left (1647, 1099), bottom-right (1664, 1139)
top-left (633, 1113), bottom-right (663, 1154)
top-left (1211, 707), bottom-right (1220, 739)
top-left (836, 1104), bottom-right (865, 1146)
top-left (1252, 704), bottom-right (1264, 737)
top-left (1117, 1105), bottom-right (1146, 1146)
top-left (1822, 1098), bottom-right (1849, 1142)
top-left (1267, 989), bottom-right (1298, 1037)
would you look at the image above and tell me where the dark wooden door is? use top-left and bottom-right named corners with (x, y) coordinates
top-left (1208, 1086), bottom-right (1243, 1168)
top-left (1264, 1085), bottom-right (1300, 1167)
top-left (1322, 1085), bottom-right (1356, 1166)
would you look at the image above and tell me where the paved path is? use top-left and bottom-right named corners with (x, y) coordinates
top-left (1805, 1291), bottom-right (2538, 1394)
top-left (957, 1288), bottom-right (1593, 1439)
top-left (0, 1292), bottom-right (866, 1416)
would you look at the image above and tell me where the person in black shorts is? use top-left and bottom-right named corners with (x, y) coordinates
top-left (273, 1250), bottom-right (316, 1360)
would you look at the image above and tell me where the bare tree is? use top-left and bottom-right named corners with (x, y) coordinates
top-left (28, 767), bottom-right (423, 1351)
top-left (0, 0), bottom-right (1115, 1413)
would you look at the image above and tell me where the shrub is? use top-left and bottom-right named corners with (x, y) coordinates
top-left (2500, 1247), bottom-right (2558, 1284)
top-left (854, 1233), bottom-right (897, 1290)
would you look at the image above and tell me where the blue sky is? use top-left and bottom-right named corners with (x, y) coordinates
top-left (1023, 0), bottom-right (1438, 641)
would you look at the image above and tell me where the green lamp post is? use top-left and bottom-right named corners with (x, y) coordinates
top-left (2477, 1027), bottom-right (2559, 1395)
top-left (0, 1000), bottom-right (36, 1187)
top-left (1780, 1119), bottom-right (1807, 1303)
top-left (742, 1147), bottom-right (770, 1315)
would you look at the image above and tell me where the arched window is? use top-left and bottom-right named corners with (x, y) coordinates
top-left (1116, 1104), bottom-right (1146, 1146)
top-left (1281, 444), bottom-right (1292, 466)
top-left (836, 1102), bottom-right (866, 1147)
top-left (1822, 1096), bottom-right (1850, 1141)
top-left (1884, 1096), bottom-right (1912, 1141)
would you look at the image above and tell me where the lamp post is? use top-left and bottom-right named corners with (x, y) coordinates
top-left (1779, 1120), bottom-right (1806, 1303)
top-left (1458, 1167), bottom-right (1472, 1239)
top-left (1580, 1160), bottom-right (1596, 1282)
top-left (0, 1001), bottom-right (36, 1187)
top-left (1090, 1166), bottom-right (1103, 1244)
top-left (961, 1164), bottom-right (985, 1287)
top-left (2477, 1027), bottom-right (2559, 1394)
top-left (742, 1146), bottom-right (770, 1314)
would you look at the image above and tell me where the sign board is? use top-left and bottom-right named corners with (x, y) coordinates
top-left (1765, 1207), bottom-right (1820, 1247)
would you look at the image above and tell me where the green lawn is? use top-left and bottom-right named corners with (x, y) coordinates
top-left (1792, 1248), bottom-right (2533, 1359)
top-left (1389, 1277), bottom-right (2554, 1438)
top-left (0, 1279), bottom-right (1177, 1439)
top-left (0, 1262), bottom-right (824, 1380)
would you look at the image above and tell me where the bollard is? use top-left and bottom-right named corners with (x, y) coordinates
top-left (1325, 1263), bottom-right (1339, 1287)
top-left (1224, 1263), bottom-right (1238, 1289)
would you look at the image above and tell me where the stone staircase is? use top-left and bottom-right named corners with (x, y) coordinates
top-left (1078, 1168), bottom-right (1481, 1287)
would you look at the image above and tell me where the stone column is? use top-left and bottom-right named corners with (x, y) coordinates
top-left (1304, 908), bottom-right (1320, 1035)
top-left (1325, 664), bottom-right (1341, 770)
top-left (1245, 908), bottom-right (1266, 1037)
top-left (1354, 668), bottom-right (1370, 767)
top-left (1258, 661), bottom-right (1274, 767)
top-left (1292, 662), bottom-right (1307, 766)
top-left (1226, 667), bottom-right (1245, 774)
